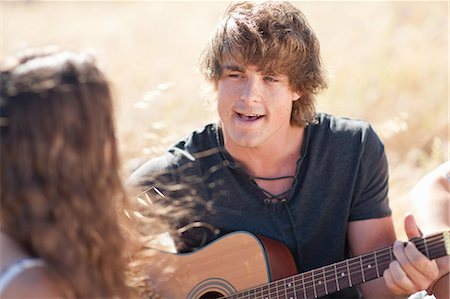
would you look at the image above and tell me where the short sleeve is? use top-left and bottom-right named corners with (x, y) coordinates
top-left (349, 125), bottom-right (392, 221)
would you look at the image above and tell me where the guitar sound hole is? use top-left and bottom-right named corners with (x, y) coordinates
top-left (199, 291), bottom-right (223, 299)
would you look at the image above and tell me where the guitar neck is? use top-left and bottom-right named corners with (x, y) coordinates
top-left (229, 231), bottom-right (450, 299)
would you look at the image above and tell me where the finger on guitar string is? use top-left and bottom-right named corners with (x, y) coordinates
top-left (391, 240), bottom-right (439, 292)
top-left (403, 241), bottom-right (439, 283)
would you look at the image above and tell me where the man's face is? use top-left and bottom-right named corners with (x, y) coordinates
top-left (217, 62), bottom-right (300, 149)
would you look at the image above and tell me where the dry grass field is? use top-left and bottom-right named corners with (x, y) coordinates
top-left (2, 1), bottom-right (448, 239)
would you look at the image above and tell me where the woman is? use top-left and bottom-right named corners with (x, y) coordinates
top-left (0, 48), bottom-right (131, 298)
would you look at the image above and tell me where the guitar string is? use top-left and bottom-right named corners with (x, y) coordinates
top-left (226, 235), bottom-right (446, 299)
top-left (229, 261), bottom-right (436, 299)
top-left (231, 256), bottom-right (440, 299)
top-left (230, 254), bottom-right (440, 299)
top-left (241, 242), bottom-right (445, 299)
top-left (233, 249), bottom-right (436, 299)
top-left (296, 236), bottom-right (446, 283)
top-left (287, 235), bottom-right (445, 284)
top-left (229, 239), bottom-right (446, 299)
top-left (256, 239), bottom-right (445, 292)
top-left (224, 235), bottom-right (447, 299)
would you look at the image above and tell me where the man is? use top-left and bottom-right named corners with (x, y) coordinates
top-left (130, 2), bottom-right (445, 297)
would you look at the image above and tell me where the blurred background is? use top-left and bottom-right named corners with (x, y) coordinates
top-left (2, 1), bottom-right (448, 239)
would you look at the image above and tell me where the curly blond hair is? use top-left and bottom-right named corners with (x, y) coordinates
top-left (200, 1), bottom-right (328, 126)
top-left (0, 48), bottom-right (131, 298)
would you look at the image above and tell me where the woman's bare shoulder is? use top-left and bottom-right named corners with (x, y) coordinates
top-left (0, 233), bottom-right (66, 298)
top-left (1, 267), bottom-right (65, 299)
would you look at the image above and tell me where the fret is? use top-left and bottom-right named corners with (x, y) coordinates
top-left (413, 233), bottom-right (447, 259)
top-left (349, 257), bottom-right (364, 285)
top-left (303, 271), bottom-right (314, 298)
top-left (271, 280), bottom-right (277, 298)
top-left (327, 264), bottom-right (340, 294)
top-left (312, 268), bottom-right (326, 298)
top-left (334, 263), bottom-right (340, 291)
top-left (253, 286), bottom-right (260, 299)
top-left (346, 259), bottom-right (352, 287)
top-left (285, 277), bottom-right (296, 299)
top-left (301, 272), bottom-right (307, 299)
top-left (281, 279), bottom-right (289, 297)
top-left (293, 277), bottom-right (299, 299)
top-left (362, 252), bottom-right (379, 281)
top-left (283, 278), bottom-right (288, 299)
top-left (312, 270), bottom-right (318, 298)
top-left (336, 261), bottom-right (349, 290)
top-left (256, 286), bottom-right (264, 299)
top-left (374, 250), bottom-right (380, 277)
top-left (284, 279), bottom-right (288, 299)
top-left (261, 285), bottom-right (270, 299)
top-left (278, 279), bottom-right (288, 298)
top-left (324, 266), bottom-right (339, 295)
top-left (360, 255), bottom-right (365, 282)
top-left (377, 248), bottom-right (393, 275)
top-left (292, 277), bottom-right (298, 299)
top-left (258, 287), bottom-right (264, 299)
top-left (274, 279), bottom-right (282, 298)
top-left (413, 236), bottom-right (428, 259)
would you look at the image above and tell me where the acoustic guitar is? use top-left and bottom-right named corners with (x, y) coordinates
top-left (145, 230), bottom-right (450, 299)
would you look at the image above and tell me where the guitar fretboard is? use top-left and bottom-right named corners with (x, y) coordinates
top-left (226, 231), bottom-right (449, 299)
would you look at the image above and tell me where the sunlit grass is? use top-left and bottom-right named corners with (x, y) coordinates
top-left (3, 1), bottom-right (448, 239)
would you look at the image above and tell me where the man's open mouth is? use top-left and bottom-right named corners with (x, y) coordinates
top-left (236, 112), bottom-right (264, 121)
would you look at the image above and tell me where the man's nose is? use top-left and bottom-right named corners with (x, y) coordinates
top-left (240, 77), bottom-right (262, 103)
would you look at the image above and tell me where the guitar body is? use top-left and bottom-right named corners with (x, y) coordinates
top-left (145, 231), bottom-right (297, 299)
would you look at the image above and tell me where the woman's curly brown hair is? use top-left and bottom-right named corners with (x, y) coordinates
top-left (200, 1), bottom-right (328, 126)
top-left (0, 48), bottom-right (131, 298)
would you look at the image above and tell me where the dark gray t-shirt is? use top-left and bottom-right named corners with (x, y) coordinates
top-left (130, 113), bottom-right (392, 298)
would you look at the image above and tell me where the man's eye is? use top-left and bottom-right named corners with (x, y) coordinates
top-left (228, 73), bottom-right (240, 78)
top-left (264, 76), bottom-right (279, 82)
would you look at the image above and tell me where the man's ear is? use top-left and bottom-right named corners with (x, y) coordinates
top-left (292, 91), bottom-right (302, 102)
